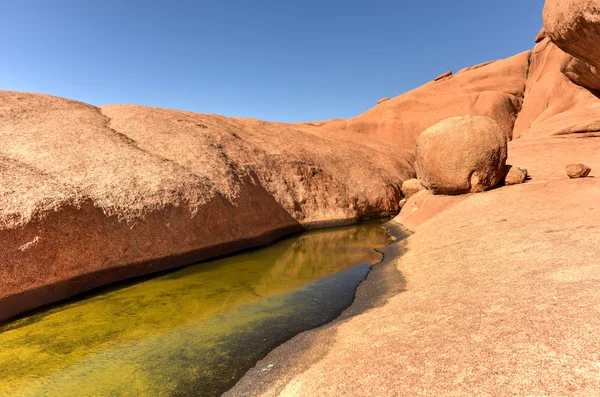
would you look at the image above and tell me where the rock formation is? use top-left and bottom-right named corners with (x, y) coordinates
top-left (415, 116), bottom-right (508, 195)
top-left (3, 0), bottom-right (600, 346)
top-left (226, 2), bottom-right (600, 395)
top-left (0, 92), bottom-right (410, 321)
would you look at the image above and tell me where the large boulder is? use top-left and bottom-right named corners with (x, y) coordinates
top-left (416, 116), bottom-right (508, 195)
top-left (543, 0), bottom-right (600, 69)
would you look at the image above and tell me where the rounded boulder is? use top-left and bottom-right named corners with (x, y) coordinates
top-left (543, 0), bottom-right (600, 69)
top-left (416, 116), bottom-right (508, 195)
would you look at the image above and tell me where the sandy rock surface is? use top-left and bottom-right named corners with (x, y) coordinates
top-left (415, 116), bottom-right (508, 195)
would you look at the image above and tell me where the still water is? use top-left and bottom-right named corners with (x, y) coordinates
top-left (0, 221), bottom-right (391, 397)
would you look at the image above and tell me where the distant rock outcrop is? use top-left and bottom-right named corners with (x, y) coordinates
top-left (377, 97), bottom-right (390, 104)
top-left (416, 116), bottom-right (508, 195)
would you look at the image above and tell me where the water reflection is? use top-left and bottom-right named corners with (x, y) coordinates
top-left (0, 222), bottom-right (391, 397)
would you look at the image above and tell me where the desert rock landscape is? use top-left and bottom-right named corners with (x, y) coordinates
top-left (2, 0), bottom-right (600, 395)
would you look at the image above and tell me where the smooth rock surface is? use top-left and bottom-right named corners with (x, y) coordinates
top-left (415, 116), bottom-right (508, 195)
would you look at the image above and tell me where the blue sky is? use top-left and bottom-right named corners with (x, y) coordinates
top-left (0, 0), bottom-right (544, 122)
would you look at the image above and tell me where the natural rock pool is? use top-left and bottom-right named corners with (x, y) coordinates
top-left (0, 221), bottom-right (391, 397)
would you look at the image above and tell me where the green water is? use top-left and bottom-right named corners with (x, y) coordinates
top-left (0, 222), bottom-right (391, 397)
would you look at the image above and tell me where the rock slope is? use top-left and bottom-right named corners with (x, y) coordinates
top-left (225, 0), bottom-right (600, 394)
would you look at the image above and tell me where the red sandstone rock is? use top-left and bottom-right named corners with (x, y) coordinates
top-left (566, 163), bottom-right (592, 178)
top-left (401, 178), bottom-right (425, 199)
top-left (416, 116), bottom-right (508, 195)
top-left (377, 97), bottom-right (390, 104)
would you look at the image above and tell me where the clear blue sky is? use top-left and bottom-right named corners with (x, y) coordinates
top-left (0, 0), bottom-right (544, 122)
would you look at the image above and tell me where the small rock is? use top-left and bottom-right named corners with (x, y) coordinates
top-left (398, 198), bottom-right (407, 209)
top-left (504, 165), bottom-right (527, 185)
top-left (434, 71), bottom-right (452, 81)
top-left (377, 97), bottom-right (390, 105)
top-left (566, 164), bottom-right (591, 178)
top-left (401, 179), bottom-right (425, 199)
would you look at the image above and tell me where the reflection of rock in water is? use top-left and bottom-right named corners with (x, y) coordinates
top-left (254, 224), bottom-right (389, 296)
top-left (0, 222), bottom-right (390, 397)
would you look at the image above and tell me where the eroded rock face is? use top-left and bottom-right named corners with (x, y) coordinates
top-left (543, 0), bottom-right (600, 69)
top-left (401, 179), bottom-right (425, 199)
top-left (566, 163), bottom-right (592, 178)
top-left (416, 116), bottom-right (508, 195)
